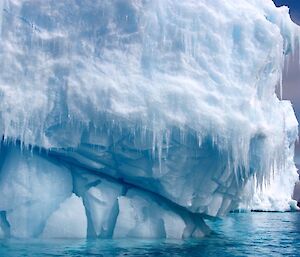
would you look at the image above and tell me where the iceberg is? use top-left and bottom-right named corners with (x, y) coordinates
top-left (0, 0), bottom-right (299, 238)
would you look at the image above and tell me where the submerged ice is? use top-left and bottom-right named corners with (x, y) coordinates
top-left (0, 0), bottom-right (299, 238)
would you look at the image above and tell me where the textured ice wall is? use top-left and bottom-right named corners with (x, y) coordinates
top-left (0, 0), bottom-right (299, 238)
top-left (239, 101), bottom-right (299, 211)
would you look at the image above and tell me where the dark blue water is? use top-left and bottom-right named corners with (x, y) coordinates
top-left (1, 212), bottom-right (300, 257)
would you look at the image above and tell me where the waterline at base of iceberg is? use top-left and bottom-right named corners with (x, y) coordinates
top-left (1, 212), bottom-right (300, 257)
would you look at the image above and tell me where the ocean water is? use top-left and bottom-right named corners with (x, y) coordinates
top-left (0, 212), bottom-right (299, 257)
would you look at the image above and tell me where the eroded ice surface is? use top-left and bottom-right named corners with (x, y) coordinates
top-left (239, 102), bottom-right (299, 211)
top-left (0, 145), bottom-right (72, 238)
top-left (41, 194), bottom-right (87, 239)
top-left (0, 0), bottom-right (299, 238)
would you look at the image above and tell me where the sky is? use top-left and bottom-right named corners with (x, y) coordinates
top-left (273, 0), bottom-right (300, 24)
top-left (273, 0), bottom-right (300, 164)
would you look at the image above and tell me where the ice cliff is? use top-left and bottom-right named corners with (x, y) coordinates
top-left (0, 0), bottom-right (299, 239)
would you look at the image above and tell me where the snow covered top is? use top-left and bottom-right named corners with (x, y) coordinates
top-left (0, 0), bottom-right (299, 183)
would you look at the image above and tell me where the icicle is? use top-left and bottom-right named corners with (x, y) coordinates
top-left (151, 128), bottom-right (156, 159)
top-left (285, 53), bottom-right (290, 74)
top-left (279, 71), bottom-right (283, 100)
top-left (157, 136), bottom-right (162, 173)
top-left (165, 129), bottom-right (170, 156)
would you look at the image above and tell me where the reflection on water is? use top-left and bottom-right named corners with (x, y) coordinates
top-left (0, 212), bottom-right (300, 256)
